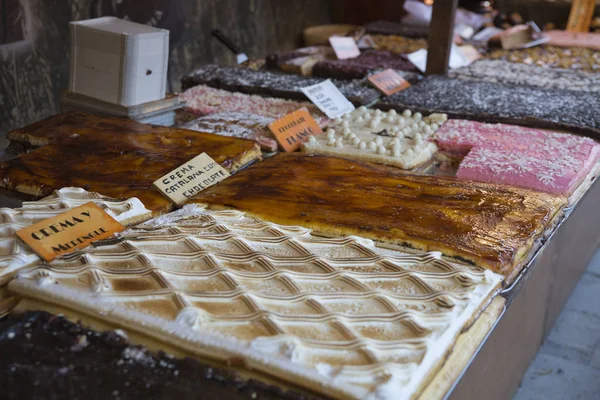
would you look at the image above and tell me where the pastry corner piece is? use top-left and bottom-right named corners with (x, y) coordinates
top-left (0, 187), bottom-right (153, 316)
top-left (0, 112), bottom-right (261, 214)
top-left (191, 153), bottom-right (566, 280)
top-left (8, 203), bottom-right (503, 400)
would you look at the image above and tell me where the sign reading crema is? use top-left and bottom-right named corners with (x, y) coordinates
top-left (153, 153), bottom-right (230, 206)
top-left (268, 108), bottom-right (323, 152)
top-left (16, 202), bottom-right (125, 262)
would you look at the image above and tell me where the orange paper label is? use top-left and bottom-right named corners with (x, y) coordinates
top-left (16, 202), bottom-right (124, 262)
top-left (268, 108), bottom-right (323, 152)
top-left (368, 69), bottom-right (411, 96)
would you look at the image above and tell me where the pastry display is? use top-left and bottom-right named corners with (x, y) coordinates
top-left (486, 45), bottom-right (600, 72)
top-left (449, 60), bottom-right (600, 93)
top-left (182, 112), bottom-right (279, 152)
top-left (376, 76), bottom-right (600, 136)
top-left (363, 20), bottom-right (429, 38)
top-left (0, 311), bottom-right (317, 400)
top-left (302, 106), bottom-right (445, 169)
top-left (0, 116), bottom-right (262, 215)
top-left (0, 188), bottom-right (151, 316)
top-left (434, 120), bottom-right (600, 196)
top-left (10, 203), bottom-right (503, 400)
top-left (311, 51), bottom-right (419, 80)
top-left (180, 65), bottom-right (382, 106)
top-left (266, 46), bottom-right (335, 76)
top-left (371, 34), bottom-right (428, 55)
top-left (191, 153), bottom-right (566, 279)
top-left (179, 85), bottom-right (329, 126)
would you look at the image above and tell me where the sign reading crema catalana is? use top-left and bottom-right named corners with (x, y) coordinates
top-left (16, 202), bottom-right (125, 262)
top-left (153, 153), bottom-right (230, 206)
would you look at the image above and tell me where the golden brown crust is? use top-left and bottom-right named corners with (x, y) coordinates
top-left (0, 112), bottom-right (262, 215)
top-left (192, 153), bottom-right (566, 277)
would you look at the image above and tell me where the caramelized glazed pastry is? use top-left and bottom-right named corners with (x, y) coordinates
top-left (192, 153), bottom-right (566, 279)
top-left (0, 116), bottom-right (261, 214)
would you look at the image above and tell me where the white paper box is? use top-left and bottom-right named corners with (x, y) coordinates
top-left (69, 17), bottom-right (169, 106)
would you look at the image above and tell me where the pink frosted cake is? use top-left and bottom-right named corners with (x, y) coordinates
top-left (179, 84), bottom-right (329, 126)
top-left (434, 119), bottom-right (600, 195)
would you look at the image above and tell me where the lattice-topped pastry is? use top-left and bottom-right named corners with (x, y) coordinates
top-left (302, 106), bottom-right (445, 169)
top-left (191, 153), bottom-right (566, 280)
top-left (0, 187), bottom-right (151, 287)
top-left (10, 204), bottom-right (502, 400)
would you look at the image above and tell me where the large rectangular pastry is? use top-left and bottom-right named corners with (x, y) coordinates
top-left (180, 65), bottom-right (381, 106)
top-left (486, 44), bottom-right (600, 72)
top-left (0, 187), bottom-right (151, 316)
top-left (302, 106), bottom-right (446, 169)
top-left (311, 51), bottom-right (419, 80)
top-left (0, 115), bottom-right (262, 214)
top-left (449, 60), bottom-right (600, 93)
top-left (10, 203), bottom-right (503, 400)
top-left (179, 85), bottom-right (329, 126)
top-left (376, 76), bottom-right (600, 137)
top-left (190, 153), bottom-right (566, 280)
top-left (434, 119), bottom-right (600, 196)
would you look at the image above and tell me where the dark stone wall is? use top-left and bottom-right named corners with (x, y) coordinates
top-left (0, 0), bottom-right (333, 136)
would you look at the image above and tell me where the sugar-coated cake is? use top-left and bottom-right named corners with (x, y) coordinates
top-left (434, 119), bottom-right (600, 195)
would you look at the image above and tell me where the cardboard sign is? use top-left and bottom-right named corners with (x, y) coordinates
top-left (268, 108), bottom-right (323, 152)
top-left (301, 79), bottom-right (355, 119)
top-left (368, 69), bottom-right (411, 96)
top-left (16, 202), bottom-right (124, 262)
top-left (329, 36), bottom-right (360, 60)
top-left (500, 22), bottom-right (548, 50)
top-left (153, 153), bottom-right (230, 206)
top-left (566, 0), bottom-right (596, 33)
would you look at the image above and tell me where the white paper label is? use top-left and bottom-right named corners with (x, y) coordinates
top-left (301, 80), bottom-right (355, 119)
top-left (407, 45), bottom-right (474, 73)
top-left (153, 153), bottom-right (230, 206)
top-left (329, 36), bottom-right (361, 59)
top-left (407, 49), bottom-right (428, 73)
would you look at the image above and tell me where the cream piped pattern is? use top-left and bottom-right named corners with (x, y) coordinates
top-left (12, 204), bottom-right (501, 400)
top-left (0, 187), bottom-right (151, 286)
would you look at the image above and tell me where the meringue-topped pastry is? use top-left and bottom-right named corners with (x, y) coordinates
top-left (10, 203), bottom-right (502, 400)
